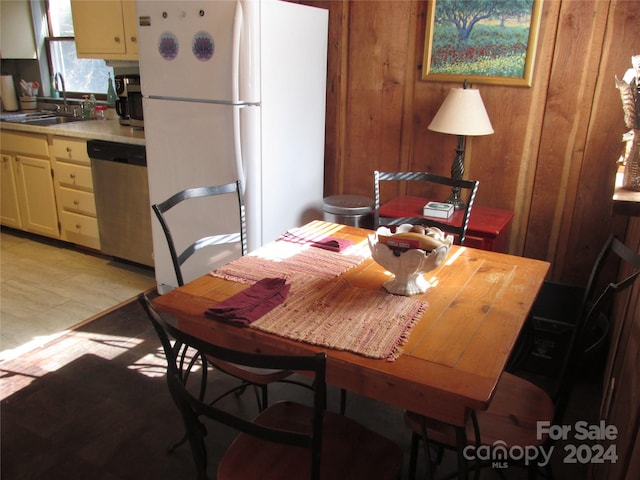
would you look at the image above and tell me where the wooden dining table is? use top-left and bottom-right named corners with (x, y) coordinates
top-left (153, 220), bottom-right (549, 432)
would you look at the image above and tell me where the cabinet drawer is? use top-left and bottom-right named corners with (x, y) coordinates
top-left (58, 186), bottom-right (97, 216)
top-left (56, 162), bottom-right (93, 191)
top-left (52, 137), bottom-right (90, 165)
top-left (1, 131), bottom-right (48, 157)
top-left (59, 211), bottom-right (100, 249)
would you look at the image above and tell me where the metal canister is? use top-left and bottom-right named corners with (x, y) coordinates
top-left (322, 195), bottom-right (374, 228)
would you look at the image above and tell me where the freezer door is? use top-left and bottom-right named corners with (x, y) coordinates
top-left (137, 0), bottom-right (257, 103)
top-left (144, 98), bottom-right (244, 292)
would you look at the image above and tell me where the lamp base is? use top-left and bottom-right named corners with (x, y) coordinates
top-left (443, 190), bottom-right (466, 210)
top-left (445, 135), bottom-right (467, 210)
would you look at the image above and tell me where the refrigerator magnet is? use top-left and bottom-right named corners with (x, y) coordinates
top-left (193, 31), bottom-right (215, 61)
top-left (159, 32), bottom-right (179, 60)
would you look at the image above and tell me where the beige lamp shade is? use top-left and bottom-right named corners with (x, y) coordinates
top-left (428, 88), bottom-right (494, 136)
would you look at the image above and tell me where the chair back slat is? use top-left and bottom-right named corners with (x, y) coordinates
top-left (152, 181), bottom-right (247, 286)
top-left (373, 171), bottom-right (479, 246)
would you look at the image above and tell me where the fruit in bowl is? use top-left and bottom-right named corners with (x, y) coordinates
top-left (368, 224), bottom-right (453, 296)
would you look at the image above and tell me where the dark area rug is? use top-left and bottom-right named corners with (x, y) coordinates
top-left (0, 294), bottom-right (349, 480)
top-left (0, 295), bottom-right (203, 480)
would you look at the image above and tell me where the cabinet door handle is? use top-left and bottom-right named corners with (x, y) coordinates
top-left (131, 36), bottom-right (136, 43)
top-left (73, 200), bottom-right (79, 206)
top-left (69, 173), bottom-right (76, 179)
top-left (115, 36), bottom-right (121, 43)
top-left (66, 147), bottom-right (72, 152)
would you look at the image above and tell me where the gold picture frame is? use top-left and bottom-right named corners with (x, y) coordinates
top-left (422, 0), bottom-right (543, 87)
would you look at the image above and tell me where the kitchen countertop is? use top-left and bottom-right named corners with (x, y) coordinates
top-left (0, 115), bottom-right (145, 146)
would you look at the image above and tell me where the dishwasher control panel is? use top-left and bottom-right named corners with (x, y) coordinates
top-left (87, 140), bottom-right (146, 166)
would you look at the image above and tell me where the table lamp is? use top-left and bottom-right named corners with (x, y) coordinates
top-left (428, 82), bottom-right (494, 208)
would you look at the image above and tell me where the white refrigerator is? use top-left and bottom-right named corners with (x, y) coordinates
top-left (136, 0), bottom-right (328, 293)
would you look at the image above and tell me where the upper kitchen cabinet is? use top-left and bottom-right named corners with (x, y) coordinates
top-left (70, 0), bottom-right (138, 60)
top-left (0, 0), bottom-right (37, 59)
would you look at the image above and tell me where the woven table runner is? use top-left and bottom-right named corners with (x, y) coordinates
top-left (250, 274), bottom-right (428, 361)
top-left (210, 239), bottom-right (370, 284)
top-left (209, 231), bottom-right (426, 361)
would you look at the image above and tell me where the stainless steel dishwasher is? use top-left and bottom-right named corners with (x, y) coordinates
top-left (88, 140), bottom-right (154, 267)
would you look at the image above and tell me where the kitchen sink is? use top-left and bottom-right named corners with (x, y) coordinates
top-left (1, 112), bottom-right (87, 126)
top-left (20, 115), bottom-right (86, 126)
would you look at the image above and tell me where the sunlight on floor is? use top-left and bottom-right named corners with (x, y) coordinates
top-left (131, 346), bottom-right (205, 379)
top-left (129, 351), bottom-right (167, 379)
top-left (0, 328), bottom-right (146, 400)
top-left (0, 330), bottom-right (71, 363)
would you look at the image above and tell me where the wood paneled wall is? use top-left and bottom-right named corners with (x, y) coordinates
top-left (301, 0), bottom-right (640, 285)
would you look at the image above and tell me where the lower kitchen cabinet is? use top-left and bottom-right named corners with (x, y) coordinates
top-left (14, 155), bottom-right (60, 237)
top-left (1, 154), bottom-right (22, 229)
top-left (0, 132), bottom-right (59, 238)
top-left (51, 136), bottom-right (101, 250)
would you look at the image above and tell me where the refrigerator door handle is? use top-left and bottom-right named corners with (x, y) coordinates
top-left (232, 1), bottom-right (246, 192)
top-left (232, 0), bottom-right (243, 105)
top-left (234, 105), bottom-right (246, 195)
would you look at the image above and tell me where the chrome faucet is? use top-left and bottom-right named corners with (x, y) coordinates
top-left (53, 72), bottom-right (68, 111)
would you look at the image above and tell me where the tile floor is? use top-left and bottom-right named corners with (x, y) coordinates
top-left (0, 229), bottom-right (156, 360)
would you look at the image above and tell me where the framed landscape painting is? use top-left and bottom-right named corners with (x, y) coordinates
top-left (422, 0), bottom-right (543, 87)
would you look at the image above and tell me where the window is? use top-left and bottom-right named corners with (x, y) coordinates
top-left (46, 0), bottom-right (113, 98)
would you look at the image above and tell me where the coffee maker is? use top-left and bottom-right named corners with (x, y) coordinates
top-left (114, 74), bottom-right (141, 126)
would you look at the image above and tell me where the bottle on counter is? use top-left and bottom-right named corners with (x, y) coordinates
top-left (81, 95), bottom-right (90, 119)
top-left (107, 73), bottom-right (117, 107)
top-left (88, 93), bottom-right (97, 119)
top-left (50, 75), bottom-right (60, 98)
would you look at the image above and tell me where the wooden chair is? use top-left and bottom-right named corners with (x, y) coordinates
top-left (373, 171), bottom-right (479, 246)
top-left (404, 235), bottom-right (640, 479)
top-left (507, 235), bottom-right (640, 394)
top-left (365, 171), bottom-right (478, 415)
top-left (139, 293), bottom-right (404, 480)
top-left (151, 182), bottom-right (294, 447)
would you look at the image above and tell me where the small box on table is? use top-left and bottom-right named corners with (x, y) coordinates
top-left (423, 201), bottom-right (453, 218)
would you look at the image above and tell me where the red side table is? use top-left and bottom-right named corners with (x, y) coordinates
top-left (378, 196), bottom-right (514, 252)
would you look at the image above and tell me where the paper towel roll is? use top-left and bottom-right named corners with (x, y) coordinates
top-left (1, 75), bottom-right (19, 112)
